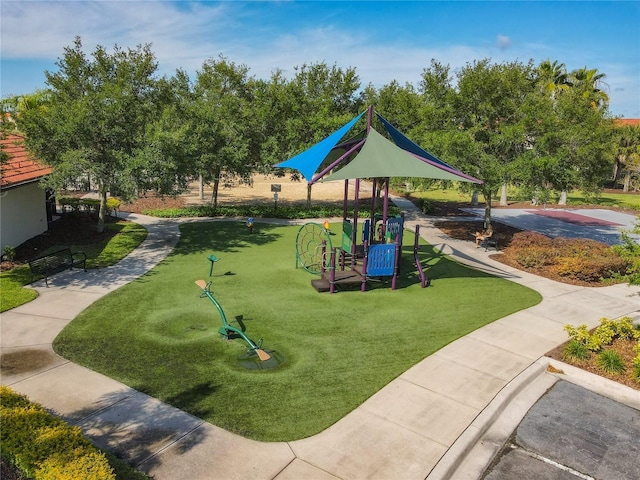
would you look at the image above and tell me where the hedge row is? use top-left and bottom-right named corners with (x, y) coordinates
top-left (58, 197), bottom-right (121, 215)
top-left (143, 202), bottom-right (402, 220)
top-left (0, 386), bottom-right (116, 480)
top-left (503, 232), bottom-right (630, 282)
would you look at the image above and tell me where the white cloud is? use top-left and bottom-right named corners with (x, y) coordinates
top-left (1, 1), bottom-right (637, 117)
top-left (496, 34), bottom-right (511, 50)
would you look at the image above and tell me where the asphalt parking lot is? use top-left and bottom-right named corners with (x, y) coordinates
top-left (482, 381), bottom-right (640, 480)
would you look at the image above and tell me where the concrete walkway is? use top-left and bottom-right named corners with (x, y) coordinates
top-left (1, 206), bottom-right (639, 480)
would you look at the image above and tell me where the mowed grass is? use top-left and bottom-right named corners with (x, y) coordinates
top-left (409, 187), bottom-right (640, 211)
top-left (54, 221), bottom-right (541, 441)
top-left (0, 220), bottom-right (147, 313)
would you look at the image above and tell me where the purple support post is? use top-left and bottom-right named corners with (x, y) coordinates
top-left (352, 178), bottom-right (360, 269)
top-left (329, 248), bottom-right (337, 294)
top-left (382, 177), bottom-right (390, 228)
top-left (361, 240), bottom-right (368, 292)
top-left (321, 240), bottom-right (326, 274)
top-left (370, 178), bottom-right (377, 242)
top-left (343, 179), bottom-right (349, 222)
top-left (391, 235), bottom-right (401, 290)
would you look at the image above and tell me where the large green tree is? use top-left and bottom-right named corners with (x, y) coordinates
top-left (450, 59), bottom-right (536, 223)
top-left (182, 56), bottom-right (259, 209)
top-left (17, 37), bottom-right (161, 232)
top-left (614, 124), bottom-right (640, 192)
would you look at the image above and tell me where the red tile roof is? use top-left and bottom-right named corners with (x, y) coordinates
top-left (614, 118), bottom-right (640, 127)
top-left (1, 134), bottom-right (52, 188)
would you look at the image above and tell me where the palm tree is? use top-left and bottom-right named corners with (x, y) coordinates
top-left (570, 67), bottom-right (610, 108)
top-left (538, 60), bottom-right (571, 98)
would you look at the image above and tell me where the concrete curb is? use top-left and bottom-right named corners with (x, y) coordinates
top-left (426, 358), bottom-right (553, 479)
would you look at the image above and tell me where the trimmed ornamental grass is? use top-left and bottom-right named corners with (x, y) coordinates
top-left (53, 221), bottom-right (541, 441)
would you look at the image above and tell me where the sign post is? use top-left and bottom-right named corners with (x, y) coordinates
top-left (271, 184), bottom-right (281, 211)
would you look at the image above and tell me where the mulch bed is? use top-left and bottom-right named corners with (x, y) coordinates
top-left (0, 457), bottom-right (28, 480)
top-left (546, 337), bottom-right (639, 391)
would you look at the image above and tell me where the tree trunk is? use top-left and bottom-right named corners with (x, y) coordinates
top-left (198, 174), bottom-right (204, 200)
top-left (471, 190), bottom-right (479, 206)
top-left (499, 182), bottom-right (508, 206)
top-left (211, 178), bottom-right (220, 211)
top-left (558, 189), bottom-right (568, 205)
top-left (623, 173), bottom-right (631, 192)
top-left (483, 191), bottom-right (492, 227)
top-left (97, 189), bottom-right (107, 234)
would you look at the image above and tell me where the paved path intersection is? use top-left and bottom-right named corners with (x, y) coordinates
top-left (1, 203), bottom-right (639, 480)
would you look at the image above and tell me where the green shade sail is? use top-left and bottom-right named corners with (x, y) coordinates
top-left (322, 128), bottom-right (480, 183)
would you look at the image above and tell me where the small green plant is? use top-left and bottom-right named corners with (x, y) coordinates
top-left (3, 245), bottom-right (16, 262)
top-left (564, 324), bottom-right (602, 351)
top-left (597, 349), bottom-right (626, 374)
top-left (562, 339), bottom-right (591, 362)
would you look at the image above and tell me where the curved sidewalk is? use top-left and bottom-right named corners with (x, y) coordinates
top-left (1, 209), bottom-right (639, 480)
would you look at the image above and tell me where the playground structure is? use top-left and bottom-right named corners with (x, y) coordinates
top-left (296, 216), bottom-right (430, 293)
top-left (194, 279), bottom-right (271, 361)
top-left (283, 106), bottom-right (480, 293)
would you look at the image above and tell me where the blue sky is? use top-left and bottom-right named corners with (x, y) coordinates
top-left (2, 1), bottom-right (639, 117)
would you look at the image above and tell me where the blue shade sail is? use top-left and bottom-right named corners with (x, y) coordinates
top-left (274, 112), bottom-right (365, 181)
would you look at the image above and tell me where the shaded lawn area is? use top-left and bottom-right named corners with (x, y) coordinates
top-left (0, 219), bottom-right (147, 312)
top-left (53, 221), bottom-right (541, 441)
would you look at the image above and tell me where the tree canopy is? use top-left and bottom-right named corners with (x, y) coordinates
top-left (3, 37), bottom-right (631, 225)
top-left (15, 37), bottom-right (162, 232)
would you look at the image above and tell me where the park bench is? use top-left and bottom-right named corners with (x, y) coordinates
top-left (468, 229), bottom-right (499, 251)
top-left (28, 247), bottom-right (87, 287)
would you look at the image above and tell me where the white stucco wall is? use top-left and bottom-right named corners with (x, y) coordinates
top-left (0, 182), bottom-right (48, 253)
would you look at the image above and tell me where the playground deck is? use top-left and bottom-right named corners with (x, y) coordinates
top-left (311, 265), bottom-right (364, 292)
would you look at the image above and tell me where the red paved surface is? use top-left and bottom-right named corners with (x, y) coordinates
top-left (526, 209), bottom-right (624, 227)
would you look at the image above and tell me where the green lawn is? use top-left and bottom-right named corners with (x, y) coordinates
top-left (0, 220), bottom-right (147, 312)
top-left (54, 221), bottom-right (541, 441)
top-left (409, 187), bottom-right (640, 212)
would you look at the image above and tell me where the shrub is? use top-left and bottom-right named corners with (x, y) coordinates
top-left (597, 349), bottom-right (626, 374)
top-left (3, 245), bottom-right (16, 261)
top-left (37, 449), bottom-right (115, 480)
top-left (58, 197), bottom-right (121, 217)
top-left (0, 386), bottom-right (116, 480)
top-left (504, 232), bottom-right (630, 284)
top-left (514, 246), bottom-right (556, 268)
top-left (564, 324), bottom-right (602, 351)
top-left (414, 198), bottom-right (434, 214)
top-left (552, 254), bottom-right (629, 282)
top-left (106, 198), bottom-right (121, 215)
top-left (598, 316), bottom-right (637, 340)
top-left (612, 229), bottom-right (640, 286)
top-left (143, 203), bottom-right (401, 220)
top-left (508, 231), bottom-right (553, 250)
